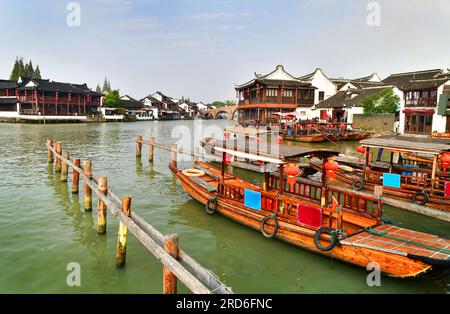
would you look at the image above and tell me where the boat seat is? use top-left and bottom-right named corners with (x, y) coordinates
top-left (190, 177), bottom-right (217, 192)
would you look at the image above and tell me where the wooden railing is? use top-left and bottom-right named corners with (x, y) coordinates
top-left (217, 182), bottom-right (300, 217)
top-left (19, 96), bottom-right (100, 105)
top-left (267, 174), bottom-right (322, 202)
top-left (325, 187), bottom-right (382, 219)
top-left (46, 139), bottom-right (232, 294)
top-left (405, 97), bottom-right (437, 107)
top-left (366, 168), bottom-right (447, 194)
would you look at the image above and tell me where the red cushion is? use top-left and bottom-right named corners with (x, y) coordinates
top-left (297, 204), bottom-right (322, 229)
top-left (445, 181), bottom-right (450, 197)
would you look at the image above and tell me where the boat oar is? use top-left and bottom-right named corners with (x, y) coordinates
top-left (312, 127), bottom-right (338, 145)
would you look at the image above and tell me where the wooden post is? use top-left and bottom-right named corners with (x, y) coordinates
top-left (171, 144), bottom-right (177, 168)
top-left (163, 233), bottom-right (179, 294)
top-left (97, 176), bottom-right (108, 234)
top-left (193, 146), bottom-right (199, 167)
top-left (263, 172), bottom-right (268, 191)
top-left (72, 159), bottom-right (80, 194)
top-left (149, 137), bottom-right (155, 162)
top-left (116, 196), bottom-right (132, 267)
top-left (83, 160), bottom-right (92, 211)
top-left (136, 135), bottom-right (142, 158)
top-left (61, 151), bottom-right (69, 182)
top-left (321, 158), bottom-right (327, 207)
top-left (54, 142), bottom-right (62, 172)
top-left (47, 139), bottom-right (53, 163)
top-left (430, 154), bottom-right (440, 193)
top-left (374, 185), bottom-right (383, 197)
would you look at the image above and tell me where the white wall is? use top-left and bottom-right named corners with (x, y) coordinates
top-left (296, 107), bottom-right (320, 120)
top-left (347, 107), bottom-right (364, 124)
top-left (338, 82), bottom-right (357, 91)
top-left (309, 69), bottom-right (338, 104)
top-left (432, 84), bottom-right (447, 133)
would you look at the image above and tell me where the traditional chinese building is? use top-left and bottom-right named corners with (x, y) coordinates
top-left (234, 65), bottom-right (316, 125)
top-left (0, 76), bottom-right (102, 122)
top-left (383, 69), bottom-right (450, 135)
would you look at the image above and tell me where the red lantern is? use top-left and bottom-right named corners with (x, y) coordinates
top-left (284, 164), bottom-right (301, 192)
top-left (440, 153), bottom-right (450, 175)
top-left (223, 132), bottom-right (230, 140)
top-left (324, 161), bottom-right (339, 179)
top-left (224, 153), bottom-right (232, 165)
top-left (277, 136), bottom-right (283, 144)
top-left (357, 146), bottom-right (366, 154)
top-left (356, 146), bottom-right (366, 162)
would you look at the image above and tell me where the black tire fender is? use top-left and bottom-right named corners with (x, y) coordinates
top-left (314, 227), bottom-right (338, 252)
top-left (205, 197), bottom-right (218, 215)
top-left (352, 178), bottom-right (365, 191)
top-left (260, 213), bottom-right (278, 238)
top-left (412, 190), bottom-right (429, 205)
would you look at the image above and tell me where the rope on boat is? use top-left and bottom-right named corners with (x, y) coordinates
top-left (365, 227), bottom-right (450, 255)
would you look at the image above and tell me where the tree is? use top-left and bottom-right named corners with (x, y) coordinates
top-left (34, 65), bottom-right (41, 79)
top-left (96, 84), bottom-right (102, 93)
top-left (224, 100), bottom-right (236, 106)
top-left (102, 77), bottom-right (112, 93)
top-left (103, 90), bottom-right (120, 108)
top-left (18, 58), bottom-right (25, 77)
top-left (362, 88), bottom-right (400, 114)
top-left (211, 101), bottom-right (226, 108)
top-left (9, 57), bottom-right (43, 80)
top-left (26, 60), bottom-right (34, 77)
top-left (9, 57), bottom-right (20, 81)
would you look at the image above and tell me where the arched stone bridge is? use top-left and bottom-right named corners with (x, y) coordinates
top-left (201, 105), bottom-right (238, 120)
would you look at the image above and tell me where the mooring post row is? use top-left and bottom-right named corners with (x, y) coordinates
top-left (46, 139), bottom-right (231, 294)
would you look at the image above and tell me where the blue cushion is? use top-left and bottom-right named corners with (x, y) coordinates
top-left (244, 189), bottom-right (261, 210)
top-left (383, 173), bottom-right (401, 188)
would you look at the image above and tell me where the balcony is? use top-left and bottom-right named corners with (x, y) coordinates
top-left (238, 97), bottom-right (313, 107)
top-left (405, 97), bottom-right (437, 108)
top-left (18, 96), bottom-right (100, 105)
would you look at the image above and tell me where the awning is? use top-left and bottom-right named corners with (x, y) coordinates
top-left (402, 108), bottom-right (435, 115)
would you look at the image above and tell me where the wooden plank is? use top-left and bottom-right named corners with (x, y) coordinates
top-left (190, 177), bottom-right (217, 192)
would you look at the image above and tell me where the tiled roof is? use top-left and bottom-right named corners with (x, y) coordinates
top-left (315, 86), bottom-right (392, 109)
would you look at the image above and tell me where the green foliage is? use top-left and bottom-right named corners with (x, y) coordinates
top-left (224, 100), bottom-right (236, 106)
top-left (104, 90), bottom-right (121, 108)
top-left (362, 88), bottom-right (400, 114)
top-left (9, 57), bottom-right (20, 81)
top-left (113, 107), bottom-right (126, 115)
top-left (102, 77), bottom-right (112, 93)
top-left (96, 84), bottom-right (102, 93)
top-left (211, 101), bottom-right (226, 108)
top-left (9, 57), bottom-right (42, 80)
top-left (34, 66), bottom-right (41, 79)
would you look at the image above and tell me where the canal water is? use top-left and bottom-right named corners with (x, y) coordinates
top-left (0, 120), bottom-right (448, 293)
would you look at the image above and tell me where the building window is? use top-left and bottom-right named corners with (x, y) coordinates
top-left (266, 89), bottom-right (278, 97)
top-left (404, 114), bottom-right (433, 134)
top-left (319, 91), bottom-right (325, 101)
top-left (283, 90), bottom-right (292, 98)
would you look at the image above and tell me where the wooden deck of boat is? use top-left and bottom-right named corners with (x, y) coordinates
top-left (342, 224), bottom-right (450, 261)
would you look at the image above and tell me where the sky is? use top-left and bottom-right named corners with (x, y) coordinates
top-left (0, 0), bottom-right (449, 103)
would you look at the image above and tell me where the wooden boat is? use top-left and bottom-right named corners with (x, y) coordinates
top-left (278, 121), bottom-right (372, 143)
top-left (168, 141), bottom-right (450, 278)
top-left (283, 133), bottom-right (326, 143)
top-left (311, 135), bottom-right (450, 211)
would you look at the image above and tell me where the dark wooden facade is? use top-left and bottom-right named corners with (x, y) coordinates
top-left (235, 65), bottom-right (316, 125)
top-left (0, 77), bottom-right (102, 116)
